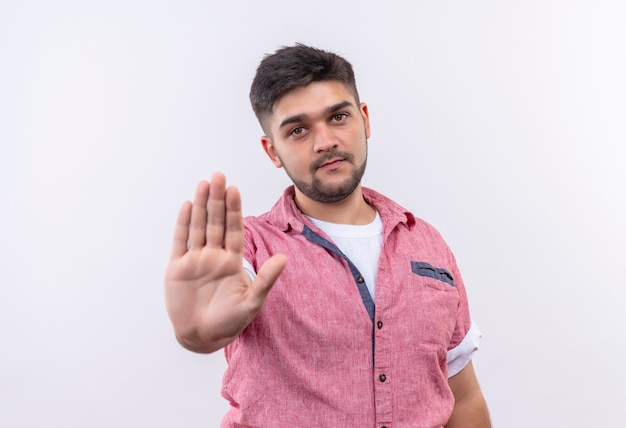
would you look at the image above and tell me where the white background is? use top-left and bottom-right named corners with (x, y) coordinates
top-left (2, 1), bottom-right (625, 427)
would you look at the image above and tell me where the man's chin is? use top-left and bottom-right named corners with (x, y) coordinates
top-left (299, 181), bottom-right (360, 204)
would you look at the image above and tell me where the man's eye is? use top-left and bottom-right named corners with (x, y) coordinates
top-left (290, 127), bottom-right (304, 136)
top-left (332, 113), bottom-right (347, 122)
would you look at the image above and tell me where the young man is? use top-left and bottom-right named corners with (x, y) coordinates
top-left (165, 44), bottom-right (491, 427)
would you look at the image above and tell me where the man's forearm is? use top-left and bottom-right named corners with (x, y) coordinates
top-left (445, 394), bottom-right (491, 428)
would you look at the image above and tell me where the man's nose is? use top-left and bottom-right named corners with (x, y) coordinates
top-left (312, 125), bottom-right (338, 153)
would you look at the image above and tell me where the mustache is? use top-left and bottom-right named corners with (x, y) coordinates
top-left (310, 150), bottom-right (354, 173)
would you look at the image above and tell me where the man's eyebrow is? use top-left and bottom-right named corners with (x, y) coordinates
top-left (279, 114), bottom-right (307, 130)
top-left (278, 100), bottom-right (355, 129)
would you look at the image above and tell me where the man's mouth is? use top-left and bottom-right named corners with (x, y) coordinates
top-left (310, 151), bottom-right (353, 173)
top-left (319, 158), bottom-right (344, 169)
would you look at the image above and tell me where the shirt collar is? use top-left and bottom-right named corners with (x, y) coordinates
top-left (266, 185), bottom-right (416, 233)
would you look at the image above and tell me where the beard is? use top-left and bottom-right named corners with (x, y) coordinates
top-left (280, 146), bottom-right (368, 204)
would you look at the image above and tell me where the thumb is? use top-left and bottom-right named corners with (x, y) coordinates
top-left (250, 254), bottom-right (288, 302)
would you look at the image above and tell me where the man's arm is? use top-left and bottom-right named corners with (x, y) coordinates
top-left (445, 361), bottom-right (491, 428)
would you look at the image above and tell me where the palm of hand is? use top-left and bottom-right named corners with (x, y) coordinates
top-left (164, 173), bottom-right (287, 351)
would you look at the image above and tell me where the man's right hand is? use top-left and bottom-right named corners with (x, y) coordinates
top-left (164, 172), bottom-right (288, 353)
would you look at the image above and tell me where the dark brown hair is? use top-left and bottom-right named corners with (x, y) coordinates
top-left (250, 43), bottom-right (360, 132)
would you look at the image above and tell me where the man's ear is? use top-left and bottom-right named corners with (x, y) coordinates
top-left (261, 136), bottom-right (282, 168)
top-left (360, 102), bottom-right (371, 139)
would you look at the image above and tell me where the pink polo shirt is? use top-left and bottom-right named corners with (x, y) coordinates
top-left (220, 187), bottom-right (473, 428)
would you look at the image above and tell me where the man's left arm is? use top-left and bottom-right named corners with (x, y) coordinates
top-left (445, 361), bottom-right (491, 428)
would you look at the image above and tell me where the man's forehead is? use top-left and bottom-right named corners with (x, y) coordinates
top-left (271, 81), bottom-right (356, 119)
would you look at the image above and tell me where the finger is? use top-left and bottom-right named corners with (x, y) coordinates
top-left (189, 180), bottom-right (210, 249)
top-left (170, 201), bottom-right (192, 259)
top-left (206, 172), bottom-right (227, 248)
top-left (224, 185), bottom-right (243, 254)
top-left (249, 254), bottom-right (288, 304)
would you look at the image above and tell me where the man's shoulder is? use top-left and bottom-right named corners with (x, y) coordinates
top-left (363, 187), bottom-right (448, 241)
top-left (243, 186), bottom-right (304, 239)
top-left (243, 210), bottom-right (272, 228)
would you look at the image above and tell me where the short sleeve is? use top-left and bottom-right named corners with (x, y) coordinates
top-left (447, 320), bottom-right (481, 377)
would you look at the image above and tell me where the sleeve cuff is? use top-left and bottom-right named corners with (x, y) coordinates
top-left (243, 258), bottom-right (256, 280)
top-left (447, 320), bottom-right (482, 377)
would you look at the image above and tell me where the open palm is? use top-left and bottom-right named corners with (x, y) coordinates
top-left (164, 173), bottom-right (287, 353)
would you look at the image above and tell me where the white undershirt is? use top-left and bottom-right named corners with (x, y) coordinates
top-left (306, 212), bottom-right (383, 302)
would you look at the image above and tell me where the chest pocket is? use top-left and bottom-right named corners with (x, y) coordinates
top-left (411, 261), bottom-right (455, 287)
top-left (406, 261), bottom-right (459, 347)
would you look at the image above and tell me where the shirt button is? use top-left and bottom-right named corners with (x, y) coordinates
top-left (379, 374), bottom-right (386, 382)
top-left (357, 275), bottom-right (365, 283)
top-left (377, 321), bottom-right (383, 329)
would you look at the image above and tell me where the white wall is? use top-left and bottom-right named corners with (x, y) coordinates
top-left (2, 1), bottom-right (625, 426)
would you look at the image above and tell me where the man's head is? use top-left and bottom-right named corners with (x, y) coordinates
top-left (251, 44), bottom-right (371, 209)
top-left (250, 43), bottom-right (360, 135)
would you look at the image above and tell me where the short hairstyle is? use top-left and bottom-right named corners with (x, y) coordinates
top-left (250, 43), bottom-right (360, 133)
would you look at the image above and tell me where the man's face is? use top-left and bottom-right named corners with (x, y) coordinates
top-left (261, 80), bottom-right (371, 204)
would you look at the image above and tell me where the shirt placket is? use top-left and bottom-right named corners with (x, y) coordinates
top-left (303, 224), bottom-right (393, 426)
top-left (373, 260), bottom-right (392, 427)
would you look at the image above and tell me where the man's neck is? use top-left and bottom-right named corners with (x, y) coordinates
top-left (293, 185), bottom-right (376, 225)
